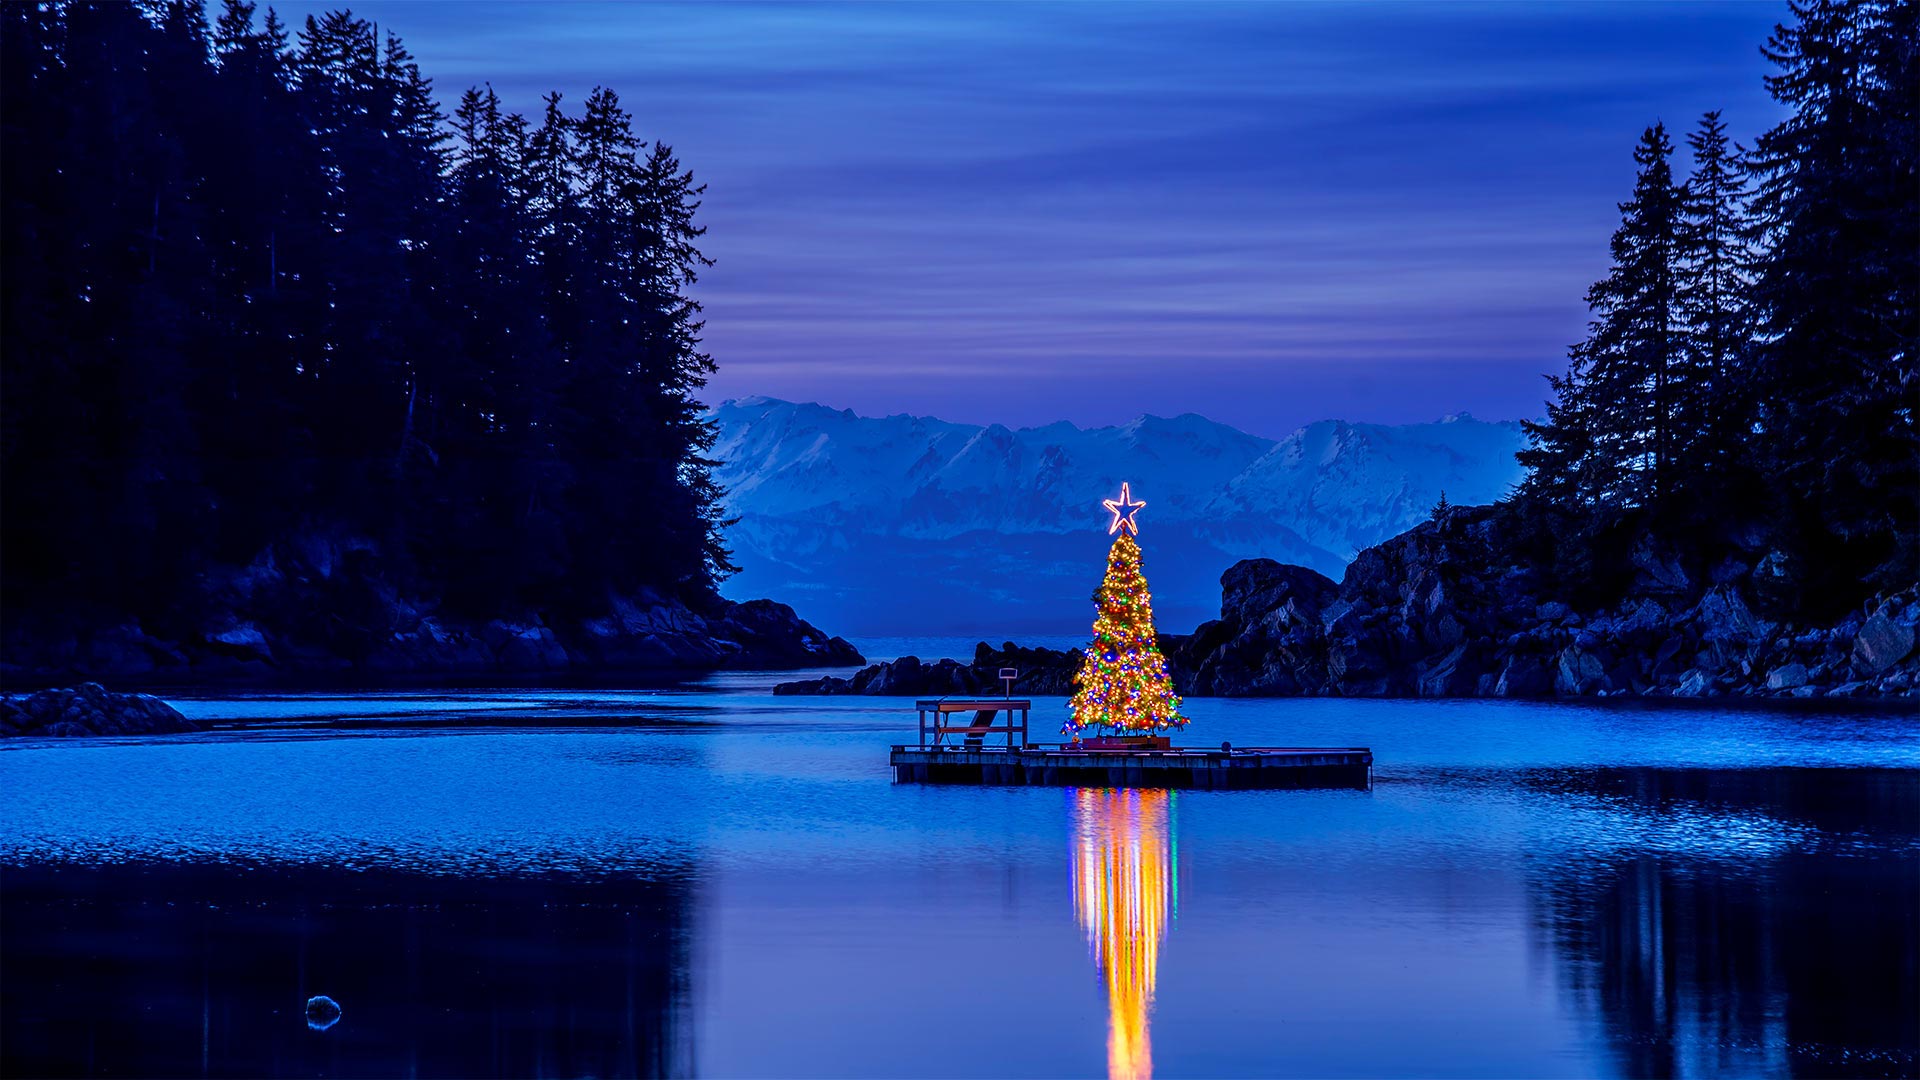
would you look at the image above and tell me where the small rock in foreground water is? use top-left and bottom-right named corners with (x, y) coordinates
top-left (305, 995), bottom-right (341, 1032)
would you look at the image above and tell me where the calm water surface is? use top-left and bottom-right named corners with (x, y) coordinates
top-left (1, 663), bottom-right (1915, 1078)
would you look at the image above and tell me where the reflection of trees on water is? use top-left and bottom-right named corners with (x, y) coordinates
top-left (1, 862), bottom-right (698, 1078)
top-left (1528, 767), bottom-right (1918, 1079)
top-left (1071, 788), bottom-right (1177, 1080)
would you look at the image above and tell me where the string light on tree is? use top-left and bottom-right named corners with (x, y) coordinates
top-left (1067, 483), bottom-right (1188, 737)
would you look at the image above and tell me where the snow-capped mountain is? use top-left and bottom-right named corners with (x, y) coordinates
top-left (709, 396), bottom-right (1527, 636)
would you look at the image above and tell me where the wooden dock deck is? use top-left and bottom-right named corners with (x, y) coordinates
top-left (889, 743), bottom-right (1373, 790)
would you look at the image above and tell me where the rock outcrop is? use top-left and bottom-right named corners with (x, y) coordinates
top-left (0, 683), bottom-right (202, 737)
top-left (2, 532), bottom-right (860, 686)
top-left (1169, 504), bottom-right (1920, 700)
top-left (774, 643), bottom-right (1083, 697)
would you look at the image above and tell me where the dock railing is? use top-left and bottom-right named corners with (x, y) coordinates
top-left (915, 699), bottom-right (1031, 750)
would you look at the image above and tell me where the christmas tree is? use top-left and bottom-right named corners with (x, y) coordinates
top-left (1066, 483), bottom-right (1188, 737)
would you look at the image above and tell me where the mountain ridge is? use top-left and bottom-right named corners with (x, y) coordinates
top-left (709, 396), bottom-right (1529, 635)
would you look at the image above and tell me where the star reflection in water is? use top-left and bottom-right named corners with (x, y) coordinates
top-left (1071, 788), bottom-right (1177, 1080)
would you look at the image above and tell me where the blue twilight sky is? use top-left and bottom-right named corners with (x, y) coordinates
top-left (278, 1), bottom-right (1788, 438)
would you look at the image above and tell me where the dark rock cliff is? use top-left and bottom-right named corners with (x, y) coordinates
top-left (1170, 504), bottom-right (1919, 700)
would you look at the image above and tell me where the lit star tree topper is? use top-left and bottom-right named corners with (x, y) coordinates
top-left (1103, 482), bottom-right (1145, 536)
top-left (1067, 483), bottom-right (1188, 737)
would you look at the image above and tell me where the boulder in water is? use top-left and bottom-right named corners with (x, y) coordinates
top-left (305, 995), bottom-right (341, 1032)
top-left (0, 683), bottom-right (201, 738)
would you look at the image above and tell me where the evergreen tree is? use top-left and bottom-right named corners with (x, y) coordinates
top-left (1675, 110), bottom-right (1755, 484)
top-left (632, 140), bottom-right (732, 584)
top-left (526, 91), bottom-right (579, 260)
top-left (1747, 0), bottom-right (1917, 566)
top-left (1518, 364), bottom-right (1604, 506)
top-left (1521, 124), bottom-right (1684, 510)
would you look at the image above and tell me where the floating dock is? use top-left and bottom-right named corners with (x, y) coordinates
top-left (894, 699), bottom-right (1371, 790)
top-left (889, 744), bottom-right (1373, 789)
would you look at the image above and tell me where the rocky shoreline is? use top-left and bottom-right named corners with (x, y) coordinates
top-left (773, 643), bottom-right (1079, 697)
top-left (2, 533), bottom-right (861, 688)
top-left (776, 505), bottom-right (1919, 702)
top-left (2, 595), bottom-right (861, 688)
top-left (1, 683), bottom-right (202, 737)
top-left (1167, 505), bottom-right (1917, 701)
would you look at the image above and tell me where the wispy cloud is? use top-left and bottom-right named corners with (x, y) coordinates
top-left (278, 0), bottom-right (1787, 435)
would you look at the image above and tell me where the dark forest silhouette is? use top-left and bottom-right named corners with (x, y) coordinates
top-left (1518, 0), bottom-right (1915, 618)
top-left (2, 1), bottom-right (732, 640)
top-left (0, 0), bottom-right (1912, 684)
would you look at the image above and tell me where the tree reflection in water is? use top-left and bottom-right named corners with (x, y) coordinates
top-left (1071, 788), bottom-right (1177, 1080)
top-left (1529, 767), bottom-right (1919, 1078)
top-left (1, 862), bottom-right (697, 1078)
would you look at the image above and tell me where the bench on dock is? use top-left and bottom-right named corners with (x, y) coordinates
top-left (914, 699), bottom-right (1031, 750)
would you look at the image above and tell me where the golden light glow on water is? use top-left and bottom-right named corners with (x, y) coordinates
top-left (1070, 788), bottom-right (1176, 1080)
